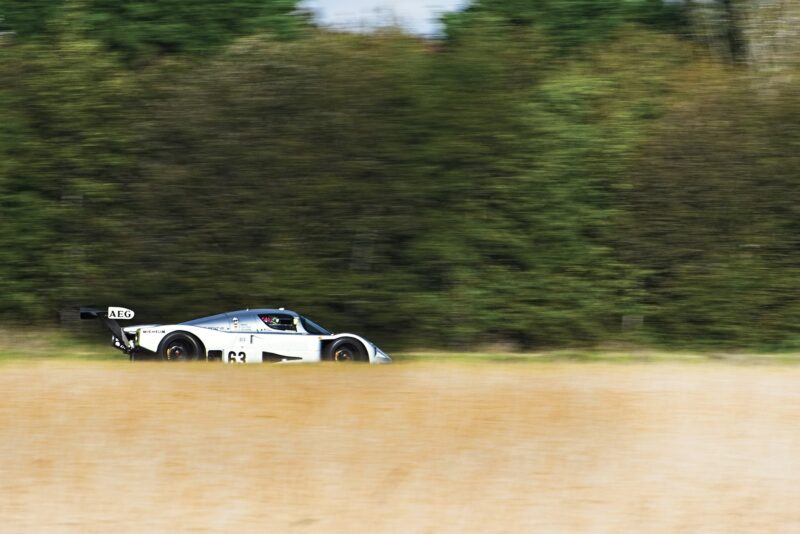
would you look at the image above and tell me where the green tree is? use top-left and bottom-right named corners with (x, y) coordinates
top-left (625, 66), bottom-right (800, 346)
top-left (0, 0), bottom-right (306, 61)
top-left (443, 0), bottom-right (689, 53)
top-left (0, 35), bottom-right (138, 319)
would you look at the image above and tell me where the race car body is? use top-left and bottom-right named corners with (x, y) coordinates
top-left (81, 307), bottom-right (391, 364)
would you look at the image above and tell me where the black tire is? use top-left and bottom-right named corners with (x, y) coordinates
top-left (157, 332), bottom-right (206, 362)
top-left (324, 338), bottom-right (368, 363)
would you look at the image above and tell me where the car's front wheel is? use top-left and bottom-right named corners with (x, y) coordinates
top-left (324, 338), bottom-right (368, 363)
top-left (158, 332), bottom-right (206, 362)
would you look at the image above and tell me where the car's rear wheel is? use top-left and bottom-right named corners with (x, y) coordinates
top-left (158, 332), bottom-right (206, 362)
top-left (324, 338), bottom-right (368, 363)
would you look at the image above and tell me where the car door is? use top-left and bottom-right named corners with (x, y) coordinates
top-left (230, 312), bottom-right (321, 363)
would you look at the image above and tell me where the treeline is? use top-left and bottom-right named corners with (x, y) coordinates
top-left (1, 0), bottom-right (799, 350)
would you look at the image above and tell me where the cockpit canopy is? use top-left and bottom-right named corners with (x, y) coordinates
top-left (180, 309), bottom-right (331, 335)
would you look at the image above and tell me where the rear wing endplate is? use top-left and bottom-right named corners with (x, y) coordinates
top-left (80, 306), bottom-right (135, 353)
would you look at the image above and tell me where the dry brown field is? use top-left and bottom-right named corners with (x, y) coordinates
top-left (1, 361), bottom-right (800, 532)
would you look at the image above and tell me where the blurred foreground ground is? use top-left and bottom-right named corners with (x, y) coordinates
top-left (1, 361), bottom-right (800, 532)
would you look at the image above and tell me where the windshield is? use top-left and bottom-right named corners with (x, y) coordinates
top-left (300, 316), bottom-right (331, 335)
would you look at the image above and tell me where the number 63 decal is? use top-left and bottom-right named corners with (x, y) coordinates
top-left (228, 351), bottom-right (246, 363)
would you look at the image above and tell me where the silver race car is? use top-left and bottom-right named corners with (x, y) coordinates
top-left (81, 306), bottom-right (391, 364)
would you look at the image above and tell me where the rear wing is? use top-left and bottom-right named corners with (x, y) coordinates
top-left (80, 306), bottom-right (135, 353)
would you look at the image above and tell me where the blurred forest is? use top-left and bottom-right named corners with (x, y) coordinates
top-left (1, 0), bottom-right (799, 350)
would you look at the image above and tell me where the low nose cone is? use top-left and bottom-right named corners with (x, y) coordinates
top-left (375, 347), bottom-right (392, 363)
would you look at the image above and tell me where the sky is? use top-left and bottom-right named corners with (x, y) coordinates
top-left (301, 0), bottom-right (470, 36)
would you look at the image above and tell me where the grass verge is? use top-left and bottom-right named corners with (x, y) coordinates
top-left (393, 349), bottom-right (800, 364)
top-left (1, 330), bottom-right (799, 364)
top-left (0, 329), bottom-right (118, 362)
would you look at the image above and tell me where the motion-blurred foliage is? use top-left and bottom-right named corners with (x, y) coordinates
top-left (1, 0), bottom-right (798, 349)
